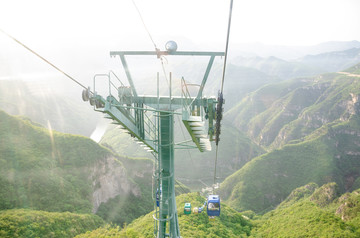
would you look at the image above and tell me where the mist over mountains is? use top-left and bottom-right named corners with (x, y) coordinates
top-left (1, 38), bottom-right (360, 237)
top-left (229, 40), bottom-right (360, 60)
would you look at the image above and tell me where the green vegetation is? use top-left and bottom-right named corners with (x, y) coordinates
top-left (100, 125), bottom-right (150, 158)
top-left (228, 72), bottom-right (360, 150)
top-left (0, 209), bottom-right (104, 238)
top-left (212, 64), bottom-right (280, 108)
top-left (226, 77), bottom-right (314, 132)
top-left (102, 122), bottom-right (264, 190)
top-left (0, 109), bottom-right (160, 228)
top-left (77, 193), bottom-right (252, 238)
top-left (95, 156), bottom-right (191, 226)
top-left (99, 64), bottom-right (270, 191)
top-left (220, 115), bottom-right (360, 213)
top-left (175, 124), bottom-right (264, 190)
top-left (276, 182), bottom-right (319, 209)
top-left (252, 183), bottom-right (360, 237)
top-left (95, 152), bottom-right (154, 226)
top-left (96, 193), bottom-right (153, 227)
top-left (2, 59), bottom-right (360, 237)
top-left (344, 62), bottom-right (360, 74)
top-left (0, 110), bottom-right (113, 213)
top-left (220, 71), bottom-right (360, 215)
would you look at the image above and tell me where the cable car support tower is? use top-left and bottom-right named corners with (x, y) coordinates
top-left (82, 45), bottom-right (224, 238)
top-left (0, 1), bottom-right (233, 237)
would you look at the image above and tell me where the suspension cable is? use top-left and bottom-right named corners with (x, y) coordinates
top-left (220, 0), bottom-right (233, 94)
top-left (0, 28), bottom-right (88, 91)
top-left (131, 0), bottom-right (158, 50)
top-left (213, 0), bottom-right (234, 191)
top-left (131, 0), bottom-right (170, 88)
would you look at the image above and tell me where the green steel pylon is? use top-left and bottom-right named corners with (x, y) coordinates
top-left (82, 48), bottom-right (224, 238)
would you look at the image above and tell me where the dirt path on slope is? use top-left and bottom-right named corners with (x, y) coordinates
top-left (338, 72), bottom-right (360, 78)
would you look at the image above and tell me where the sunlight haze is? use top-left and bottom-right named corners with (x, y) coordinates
top-left (0, 0), bottom-right (359, 49)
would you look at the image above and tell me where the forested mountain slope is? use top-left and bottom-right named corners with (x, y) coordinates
top-left (228, 68), bottom-right (360, 150)
top-left (220, 68), bottom-right (360, 213)
top-left (252, 183), bottom-right (360, 237)
top-left (76, 193), bottom-right (252, 238)
top-left (0, 110), bottom-right (152, 225)
top-left (101, 120), bottom-right (265, 190)
top-left (0, 209), bottom-right (105, 238)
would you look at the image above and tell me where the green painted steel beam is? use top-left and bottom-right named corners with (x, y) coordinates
top-left (119, 54), bottom-right (138, 97)
top-left (88, 49), bottom-right (223, 238)
top-left (135, 96), bottom-right (203, 110)
top-left (158, 112), bottom-right (180, 237)
top-left (111, 50), bottom-right (224, 57)
top-left (108, 102), bottom-right (182, 115)
top-left (101, 99), bottom-right (157, 152)
top-left (197, 55), bottom-right (215, 99)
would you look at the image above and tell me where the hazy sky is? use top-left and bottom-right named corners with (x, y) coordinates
top-left (1, 0), bottom-right (360, 50)
top-left (1, 0), bottom-right (360, 90)
top-left (1, 0), bottom-right (359, 137)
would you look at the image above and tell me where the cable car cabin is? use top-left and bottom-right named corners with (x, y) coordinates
top-left (184, 203), bottom-right (191, 215)
top-left (198, 207), bottom-right (203, 213)
top-left (207, 195), bottom-right (220, 217)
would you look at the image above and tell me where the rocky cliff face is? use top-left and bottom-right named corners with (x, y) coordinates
top-left (219, 72), bottom-right (360, 213)
top-left (272, 79), bottom-right (360, 148)
top-left (232, 73), bottom-right (360, 150)
top-left (89, 156), bottom-right (140, 213)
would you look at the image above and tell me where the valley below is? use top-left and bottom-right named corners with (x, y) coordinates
top-left (1, 40), bottom-right (360, 237)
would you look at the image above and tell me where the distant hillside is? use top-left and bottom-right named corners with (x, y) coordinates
top-left (230, 47), bottom-right (360, 83)
top-left (100, 120), bottom-right (264, 190)
top-left (298, 47), bottom-right (360, 73)
top-left (100, 124), bottom-right (150, 158)
top-left (206, 64), bottom-right (280, 108)
top-left (344, 62), bottom-right (360, 74)
top-left (232, 55), bottom-right (324, 80)
top-left (308, 41), bottom-right (360, 56)
top-left (0, 80), bottom-right (101, 136)
top-left (100, 62), bottom-right (271, 190)
top-left (226, 77), bottom-right (315, 136)
top-left (227, 70), bottom-right (360, 150)
top-left (0, 109), bottom-right (110, 213)
top-left (175, 123), bottom-right (264, 189)
top-left (75, 192), bottom-right (252, 238)
top-left (0, 209), bottom-right (104, 238)
top-left (252, 183), bottom-right (360, 237)
top-left (230, 40), bottom-right (360, 60)
top-left (75, 184), bottom-right (360, 237)
top-left (169, 61), bottom-right (280, 108)
top-left (0, 109), bottom-right (153, 226)
top-left (220, 114), bottom-right (360, 213)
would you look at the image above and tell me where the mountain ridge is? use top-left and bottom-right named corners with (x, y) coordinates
top-left (220, 69), bottom-right (360, 213)
top-left (0, 109), bottom-right (152, 226)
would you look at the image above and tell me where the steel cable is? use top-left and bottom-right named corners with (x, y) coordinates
top-left (213, 0), bottom-right (234, 191)
top-left (0, 28), bottom-right (88, 91)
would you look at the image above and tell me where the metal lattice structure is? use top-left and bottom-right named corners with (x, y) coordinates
top-left (83, 49), bottom-right (224, 238)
